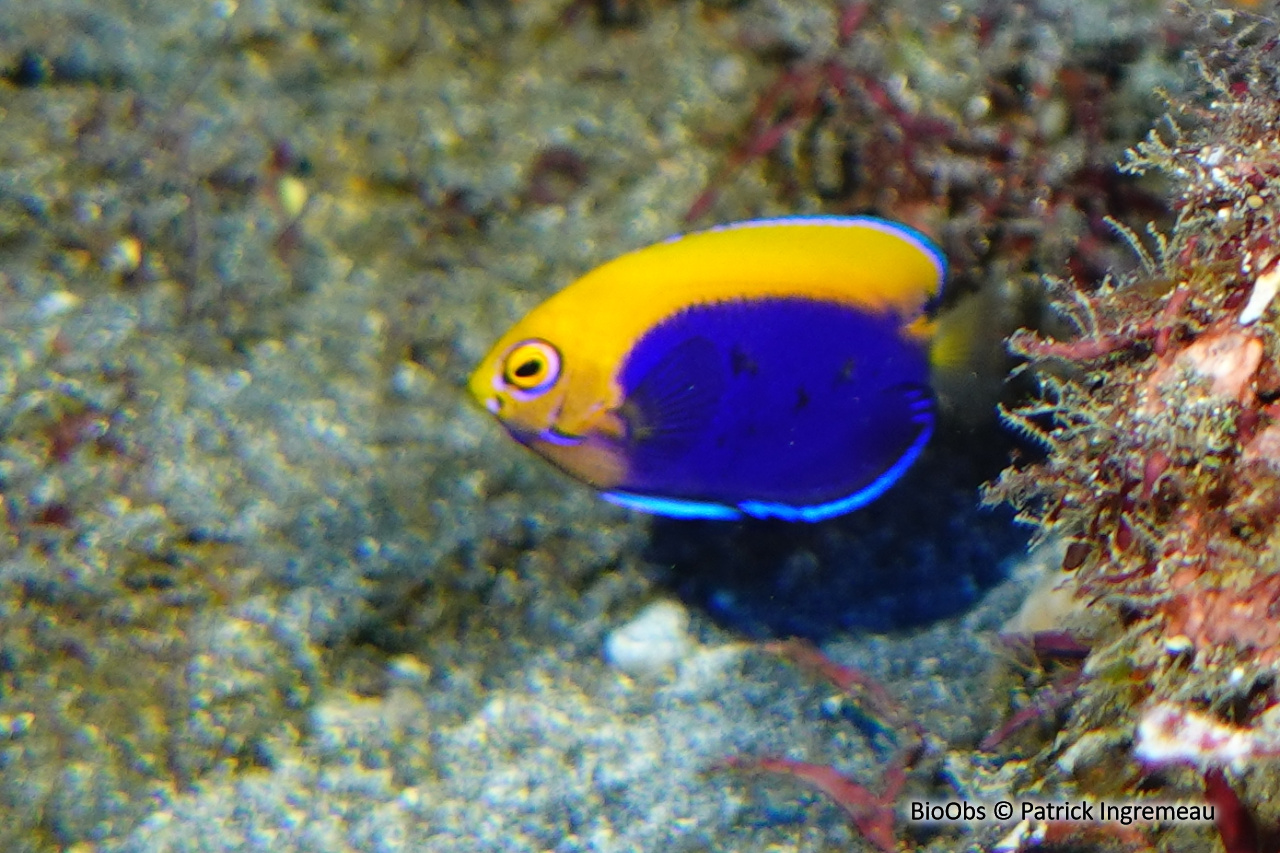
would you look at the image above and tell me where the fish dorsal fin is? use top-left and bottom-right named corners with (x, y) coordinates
top-left (620, 335), bottom-right (724, 458)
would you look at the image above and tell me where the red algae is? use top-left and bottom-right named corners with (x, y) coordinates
top-left (985, 10), bottom-right (1280, 849)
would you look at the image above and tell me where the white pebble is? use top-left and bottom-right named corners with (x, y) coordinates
top-left (604, 600), bottom-right (693, 677)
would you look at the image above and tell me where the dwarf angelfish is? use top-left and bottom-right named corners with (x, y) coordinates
top-left (468, 215), bottom-right (950, 522)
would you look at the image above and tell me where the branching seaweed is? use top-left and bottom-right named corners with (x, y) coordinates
top-left (985, 9), bottom-right (1280, 850)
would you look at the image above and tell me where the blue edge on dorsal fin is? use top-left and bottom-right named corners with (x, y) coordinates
top-left (601, 419), bottom-right (933, 523)
top-left (669, 215), bottom-right (948, 286)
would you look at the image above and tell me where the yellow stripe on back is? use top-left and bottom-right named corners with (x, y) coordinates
top-left (505, 216), bottom-right (945, 380)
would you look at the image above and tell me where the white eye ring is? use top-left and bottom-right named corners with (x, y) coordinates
top-left (501, 339), bottom-right (561, 398)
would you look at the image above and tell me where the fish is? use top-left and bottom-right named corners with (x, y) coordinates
top-left (468, 215), bottom-right (950, 522)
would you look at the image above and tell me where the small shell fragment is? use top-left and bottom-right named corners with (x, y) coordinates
top-left (278, 176), bottom-right (308, 218)
top-left (1240, 263), bottom-right (1280, 325)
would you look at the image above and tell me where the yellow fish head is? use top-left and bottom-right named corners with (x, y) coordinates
top-left (469, 336), bottom-right (569, 435)
top-left (468, 328), bottom-right (630, 488)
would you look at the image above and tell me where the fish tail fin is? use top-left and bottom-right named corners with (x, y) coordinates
top-left (928, 289), bottom-right (1011, 426)
top-left (929, 292), bottom-right (984, 371)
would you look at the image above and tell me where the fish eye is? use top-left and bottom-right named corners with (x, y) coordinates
top-left (502, 339), bottom-right (561, 395)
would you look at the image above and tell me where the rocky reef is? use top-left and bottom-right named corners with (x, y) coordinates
top-left (986, 10), bottom-right (1280, 850)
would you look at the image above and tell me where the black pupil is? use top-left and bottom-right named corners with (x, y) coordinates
top-left (514, 358), bottom-right (542, 379)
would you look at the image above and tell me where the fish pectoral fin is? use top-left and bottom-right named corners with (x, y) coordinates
top-left (884, 380), bottom-right (936, 425)
top-left (622, 335), bottom-right (725, 457)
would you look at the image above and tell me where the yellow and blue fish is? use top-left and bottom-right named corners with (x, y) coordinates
top-left (468, 215), bottom-right (949, 522)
